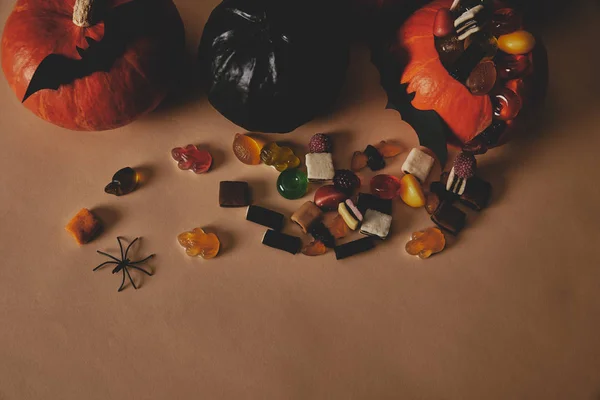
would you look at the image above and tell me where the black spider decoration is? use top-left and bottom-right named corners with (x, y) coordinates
top-left (93, 237), bottom-right (155, 292)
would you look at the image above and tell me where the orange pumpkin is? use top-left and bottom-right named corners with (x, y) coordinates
top-left (392, 0), bottom-right (493, 144)
top-left (1, 0), bottom-right (184, 131)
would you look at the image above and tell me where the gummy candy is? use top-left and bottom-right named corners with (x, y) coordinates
top-left (374, 141), bottom-right (403, 158)
top-left (425, 192), bottom-right (441, 215)
top-left (314, 185), bottom-right (348, 211)
top-left (277, 169), bottom-right (308, 200)
top-left (232, 133), bottom-right (267, 165)
top-left (497, 30), bottom-right (536, 55)
top-left (492, 88), bottom-right (522, 120)
top-left (260, 142), bottom-right (300, 172)
top-left (104, 167), bottom-right (138, 196)
top-left (177, 228), bottom-right (220, 259)
top-left (171, 145), bottom-right (212, 174)
top-left (398, 174), bottom-right (426, 208)
top-left (351, 151), bottom-right (368, 172)
top-left (370, 174), bottom-right (401, 200)
top-left (405, 227), bottom-right (446, 259)
top-left (327, 214), bottom-right (349, 239)
top-left (496, 53), bottom-right (531, 80)
top-left (466, 60), bottom-right (497, 96)
top-left (302, 240), bottom-right (327, 256)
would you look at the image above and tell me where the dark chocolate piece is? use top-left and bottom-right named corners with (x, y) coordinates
top-left (364, 145), bottom-right (385, 171)
top-left (356, 193), bottom-right (392, 216)
top-left (308, 221), bottom-right (335, 248)
top-left (246, 205), bottom-right (284, 231)
top-left (460, 176), bottom-right (492, 211)
top-left (430, 180), bottom-right (458, 202)
top-left (431, 201), bottom-right (466, 235)
top-left (334, 237), bottom-right (376, 260)
top-left (261, 229), bottom-right (302, 255)
top-left (219, 181), bottom-right (250, 207)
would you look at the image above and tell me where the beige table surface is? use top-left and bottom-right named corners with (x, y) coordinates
top-left (1, 0), bottom-right (600, 399)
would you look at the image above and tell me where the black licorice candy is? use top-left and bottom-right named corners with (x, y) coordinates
top-left (262, 229), bottom-right (302, 255)
top-left (308, 221), bottom-right (335, 248)
top-left (364, 145), bottom-right (385, 171)
top-left (460, 176), bottom-right (492, 211)
top-left (334, 237), bottom-right (376, 260)
top-left (246, 205), bottom-right (284, 231)
top-left (431, 201), bottom-right (466, 235)
top-left (356, 193), bottom-right (392, 216)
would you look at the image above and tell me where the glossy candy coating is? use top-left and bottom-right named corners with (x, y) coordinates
top-left (370, 174), bottom-right (401, 200)
top-left (466, 60), bottom-right (497, 96)
top-left (497, 30), bottom-right (536, 55)
top-left (490, 8), bottom-right (522, 36)
top-left (405, 227), bottom-right (446, 259)
top-left (104, 167), bottom-right (138, 196)
top-left (277, 169), bottom-right (308, 200)
top-left (435, 35), bottom-right (464, 69)
top-left (171, 145), bottom-right (212, 174)
top-left (314, 185), bottom-right (348, 211)
top-left (177, 228), bottom-right (220, 259)
top-left (260, 142), bottom-right (300, 172)
top-left (492, 87), bottom-right (522, 120)
top-left (433, 8), bottom-right (454, 37)
top-left (232, 133), bottom-right (267, 165)
top-left (399, 174), bottom-right (426, 208)
top-left (374, 141), bottom-right (403, 158)
top-left (496, 53), bottom-right (531, 80)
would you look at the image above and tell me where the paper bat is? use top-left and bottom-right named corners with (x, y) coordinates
top-left (22, 0), bottom-right (164, 102)
top-left (369, 40), bottom-right (450, 167)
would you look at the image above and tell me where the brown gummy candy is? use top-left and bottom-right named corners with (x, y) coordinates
top-left (351, 151), bottom-right (368, 172)
top-left (302, 240), bottom-right (327, 256)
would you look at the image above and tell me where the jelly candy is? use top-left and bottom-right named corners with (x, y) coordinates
top-left (492, 88), bottom-right (522, 120)
top-left (277, 169), bottom-right (308, 200)
top-left (171, 145), bottom-right (213, 174)
top-left (260, 142), bottom-right (300, 172)
top-left (496, 53), bottom-right (531, 80)
top-left (370, 174), bottom-right (401, 200)
top-left (405, 227), bottom-right (446, 259)
top-left (398, 174), bottom-right (426, 208)
top-left (104, 167), bottom-right (138, 196)
top-left (232, 133), bottom-right (267, 165)
top-left (425, 192), bottom-right (442, 215)
top-left (351, 151), bottom-right (368, 172)
top-left (302, 240), bottom-right (327, 256)
top-left (177, 228), bottom-right (220, 259)
top-left (65, 208), bottom-right (102, 245)
top-left (490, 8), bottom-right (522, 36)
top-left (374, 141), bottom-right (403, 158)
top-left (314, 185), bottom-right (348, 211)
top-left (327, 214), bottom-right (349, 239)
top-left (434, 8), bottom-right (455, 37)
top-left (466, 60), bottom-right (497, 96)
top-left (497, 30), bottom-right (536, 55)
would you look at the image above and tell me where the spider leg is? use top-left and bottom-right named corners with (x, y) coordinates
top-left (97, 251), bottom-right (121, 263)
top-left (127, 264), bottom-right (153, 276)
top-left (124, 237), bottom-right (140, 259)
top-left (117, 237), bottom-right (125, 260)
top-left (93, 261), bottom-right (118, 271)
top-left (129, 254), bottom-right (155, 265)
top-left (117, 268), bottom-right (126, 292)
top-left (124, 266), bottom-right (138, 290)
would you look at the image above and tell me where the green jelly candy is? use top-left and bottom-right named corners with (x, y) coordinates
top-left (277, 169), bottom-right (308, 200)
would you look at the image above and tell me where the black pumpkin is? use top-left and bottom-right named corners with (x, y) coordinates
top-left (198, 0), bottom-right (350, 133)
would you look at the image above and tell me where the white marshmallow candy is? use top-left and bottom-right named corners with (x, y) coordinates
top-left (402, 148), bottom-right (435, 183)
top-left (306, 153), bottom-right (335, 182)
top-left (360, 209), bottom-right (392, 240)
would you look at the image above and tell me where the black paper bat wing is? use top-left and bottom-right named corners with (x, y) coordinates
top-left (22, 0), bottom-right (164, 102)
top-left (370, 41), bottom-right (449, 167)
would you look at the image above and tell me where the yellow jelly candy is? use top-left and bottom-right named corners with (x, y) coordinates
top-left (497, 30), bottom-right (536, 55)
top-left (405, 227), bottom-right (446, 259)
top-left (399, 174), bottom-right (426, 208)
top-left (260, 142), bottom-right (300, 172)
top-left (177, 228), bottom-right (220, 259)
top-left (232, 133), bottom-right (267, 165)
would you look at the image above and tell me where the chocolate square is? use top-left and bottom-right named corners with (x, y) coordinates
top-left (219, 181), bottom-right (250, 207)
top-left (356, 193), bottom-right (392, 215)
top-left (431, 201), bottom-right (466, 236)
top-left (460, 176), bottom-right (492, 211)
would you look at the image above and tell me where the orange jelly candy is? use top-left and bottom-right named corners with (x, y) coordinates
top-left (232, 133), bottom-right (267, 165)
top-left (177, 228), bottom-right (220, 259)
top-left (405, 227), bottom-right (446, 259)
top-left (302, 240), bottom-right (327, 256)
top-left (375, 140), bottom-right (403, 158)
top-left (327, 214), bottom-right (349, 239)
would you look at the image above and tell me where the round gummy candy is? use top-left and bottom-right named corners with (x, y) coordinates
top-left (277, 169), bottom-right (308, 200)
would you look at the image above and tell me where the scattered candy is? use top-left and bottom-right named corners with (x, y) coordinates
top-left (104, 167), bottom-right (138, 196)
top-left (309, 221), bottom-right (336, 248)
top-left (402, 148), bottom-right (435, 183)
top-left (374, 141), bottom-right (403, 158)
top-left (405, 227), bottom-right (446, 259)
top-left (431, 201), bottom-right (466, 236)
top-left (262, 229), bottom-right (302, 255)
top-left (306, 153), bottom-right (335, 182)
top-left (333, 169), bottom-right (361, 195)
top-left (425, 192), bottom-right (442, 215)
top-left (314, 185), bottom-right (348, 211)
top-left (399, 174), bottom-right (426, 208)
top-left (232, 133), bottom-right (267, 165)
top-left (334, 237), bottom-right (376, 260)
top-left (497, 30), bottom-right (536, 55)
top-left (351, 151), bottom-right (368, 172)
top-left (308, 133), bottom-right (333, 153)
top-left (171, 144), bottom-right (213, 174)
top-left (364, 144), bottom-right (385, 171)
top-left (246, 205), bottom-right (285, 231)
top-left (492, 87), bottom-right (522, 121)
top-left (177, 228), bottom-right (220, 259)
top-left (496, 52), bottom-right (531, 80)
top-left (291, 201), bottom-right (322, 233)
top-left (302, 240), bottom-right (327, 256)
top-left (356, 193), bottom-right (393, 216)
top-left (219, 181), bottom-right (251, 207)
top-left (360, 209), bottom-right (393, 240)
top-left (466, 60), bottom-right (497, 96)
top-left (260, 142), bottom-right (300, 172)
top-left (327, 214), bottom-right (350, 239)
top-left (338, 200), bottom-right (363, 231)
top-left (277, 169), bottom-right (308, 200)
top-left (370, 174), bottom-right (401, 200)
top-left (65, 208), bottom-right (102, 245)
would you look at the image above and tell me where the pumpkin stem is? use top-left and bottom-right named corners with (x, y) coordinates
top-left (73, 0), bottom-right (96, 27)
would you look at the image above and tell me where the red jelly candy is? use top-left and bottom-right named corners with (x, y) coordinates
top-left (433, 8), bottom-right (454, 38)
top-left (491, 8), bottom-right (522, 36)
top-left (370, 174), bottom-right (402, 200)
top-left (492, 88), bottom-right (522, 121)
top-left (171, 145), bottom-right (213, 174)
top-left (496, 53), bottom-right (531, 80)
